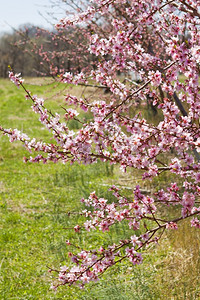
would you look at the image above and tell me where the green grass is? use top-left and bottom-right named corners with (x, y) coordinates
top-left (0, 78), bottom-right (200, 299)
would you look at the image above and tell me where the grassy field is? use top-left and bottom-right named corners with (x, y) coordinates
top-left (0, 78), bottom-right (200, 299)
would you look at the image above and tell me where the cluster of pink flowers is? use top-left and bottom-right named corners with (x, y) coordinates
top-left (62, 72), bottom-right (87, 85)
top-left (8, 71), bottom-right (24, 87)
top-left (1, 0), bottom-right (200, 290)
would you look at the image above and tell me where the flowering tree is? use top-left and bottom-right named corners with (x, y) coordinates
top-left (1, 0), bottom-right (200, 290)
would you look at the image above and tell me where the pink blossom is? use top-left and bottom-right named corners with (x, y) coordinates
top-left (9, 71), bottom-right (24, 87)
top-left (148, 70), bottom-right (162, 87)
top-left (191, 218), bottom-right (200, 229)
top-left (65, 109), bottom-right (79, 119)
top-left (166, 222), bottom-right (178, 230)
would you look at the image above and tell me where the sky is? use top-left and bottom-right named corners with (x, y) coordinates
top-left (0, 0), bottom-right (66, 34)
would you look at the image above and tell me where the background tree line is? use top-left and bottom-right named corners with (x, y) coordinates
top-left (0, 23), bottom-right (96, 78)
